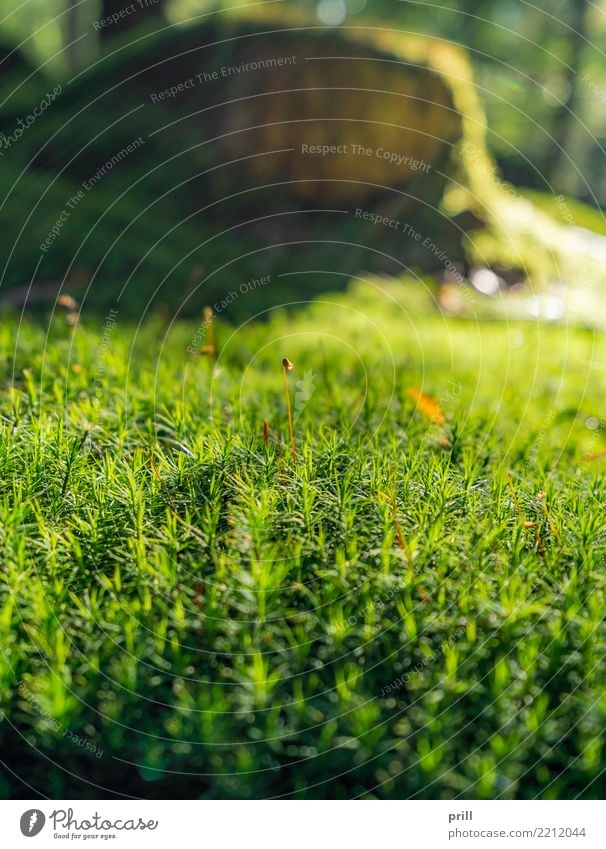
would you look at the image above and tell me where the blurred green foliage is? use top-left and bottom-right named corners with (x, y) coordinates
top-left (3, 0), bottom-right (601, 202)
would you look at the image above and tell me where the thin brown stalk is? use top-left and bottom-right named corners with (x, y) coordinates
top-left (200, 306), bottom-right (217, 362)
top-left (282, 358), bottom-right (296, 462)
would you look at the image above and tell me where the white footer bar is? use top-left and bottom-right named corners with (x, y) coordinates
top-left (1, 800), bottom-right (604, 848)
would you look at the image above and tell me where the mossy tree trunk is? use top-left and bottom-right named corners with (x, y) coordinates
top-left (100, 0), bottom-right (166, 41)
top-left (544, 0), bottom-right (589, 185)
top-left (1, 9), bottom-right (602, 317)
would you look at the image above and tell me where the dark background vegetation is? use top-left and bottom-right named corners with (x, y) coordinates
top-left (3, 0), bottom-right (604, 202)
top-left (2, 0), bottom-right (605, 321)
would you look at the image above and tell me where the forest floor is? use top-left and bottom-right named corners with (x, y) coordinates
top-left (1, 280), bottom-right (606, 799)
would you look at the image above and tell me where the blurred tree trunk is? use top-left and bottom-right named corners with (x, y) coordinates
top-left (545, 0), bottom-right (588, 184)
top-left (64, 0), bottom-right (83, 72)
top-left (100, 0), bottom-right (166, 41)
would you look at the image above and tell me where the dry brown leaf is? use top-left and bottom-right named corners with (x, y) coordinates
top-left (417, 585), bottom-right (430, 604)
top-left (583, 449), bottom-right (606, 462)
top-left (408, 387), bottom-right (445, 425)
